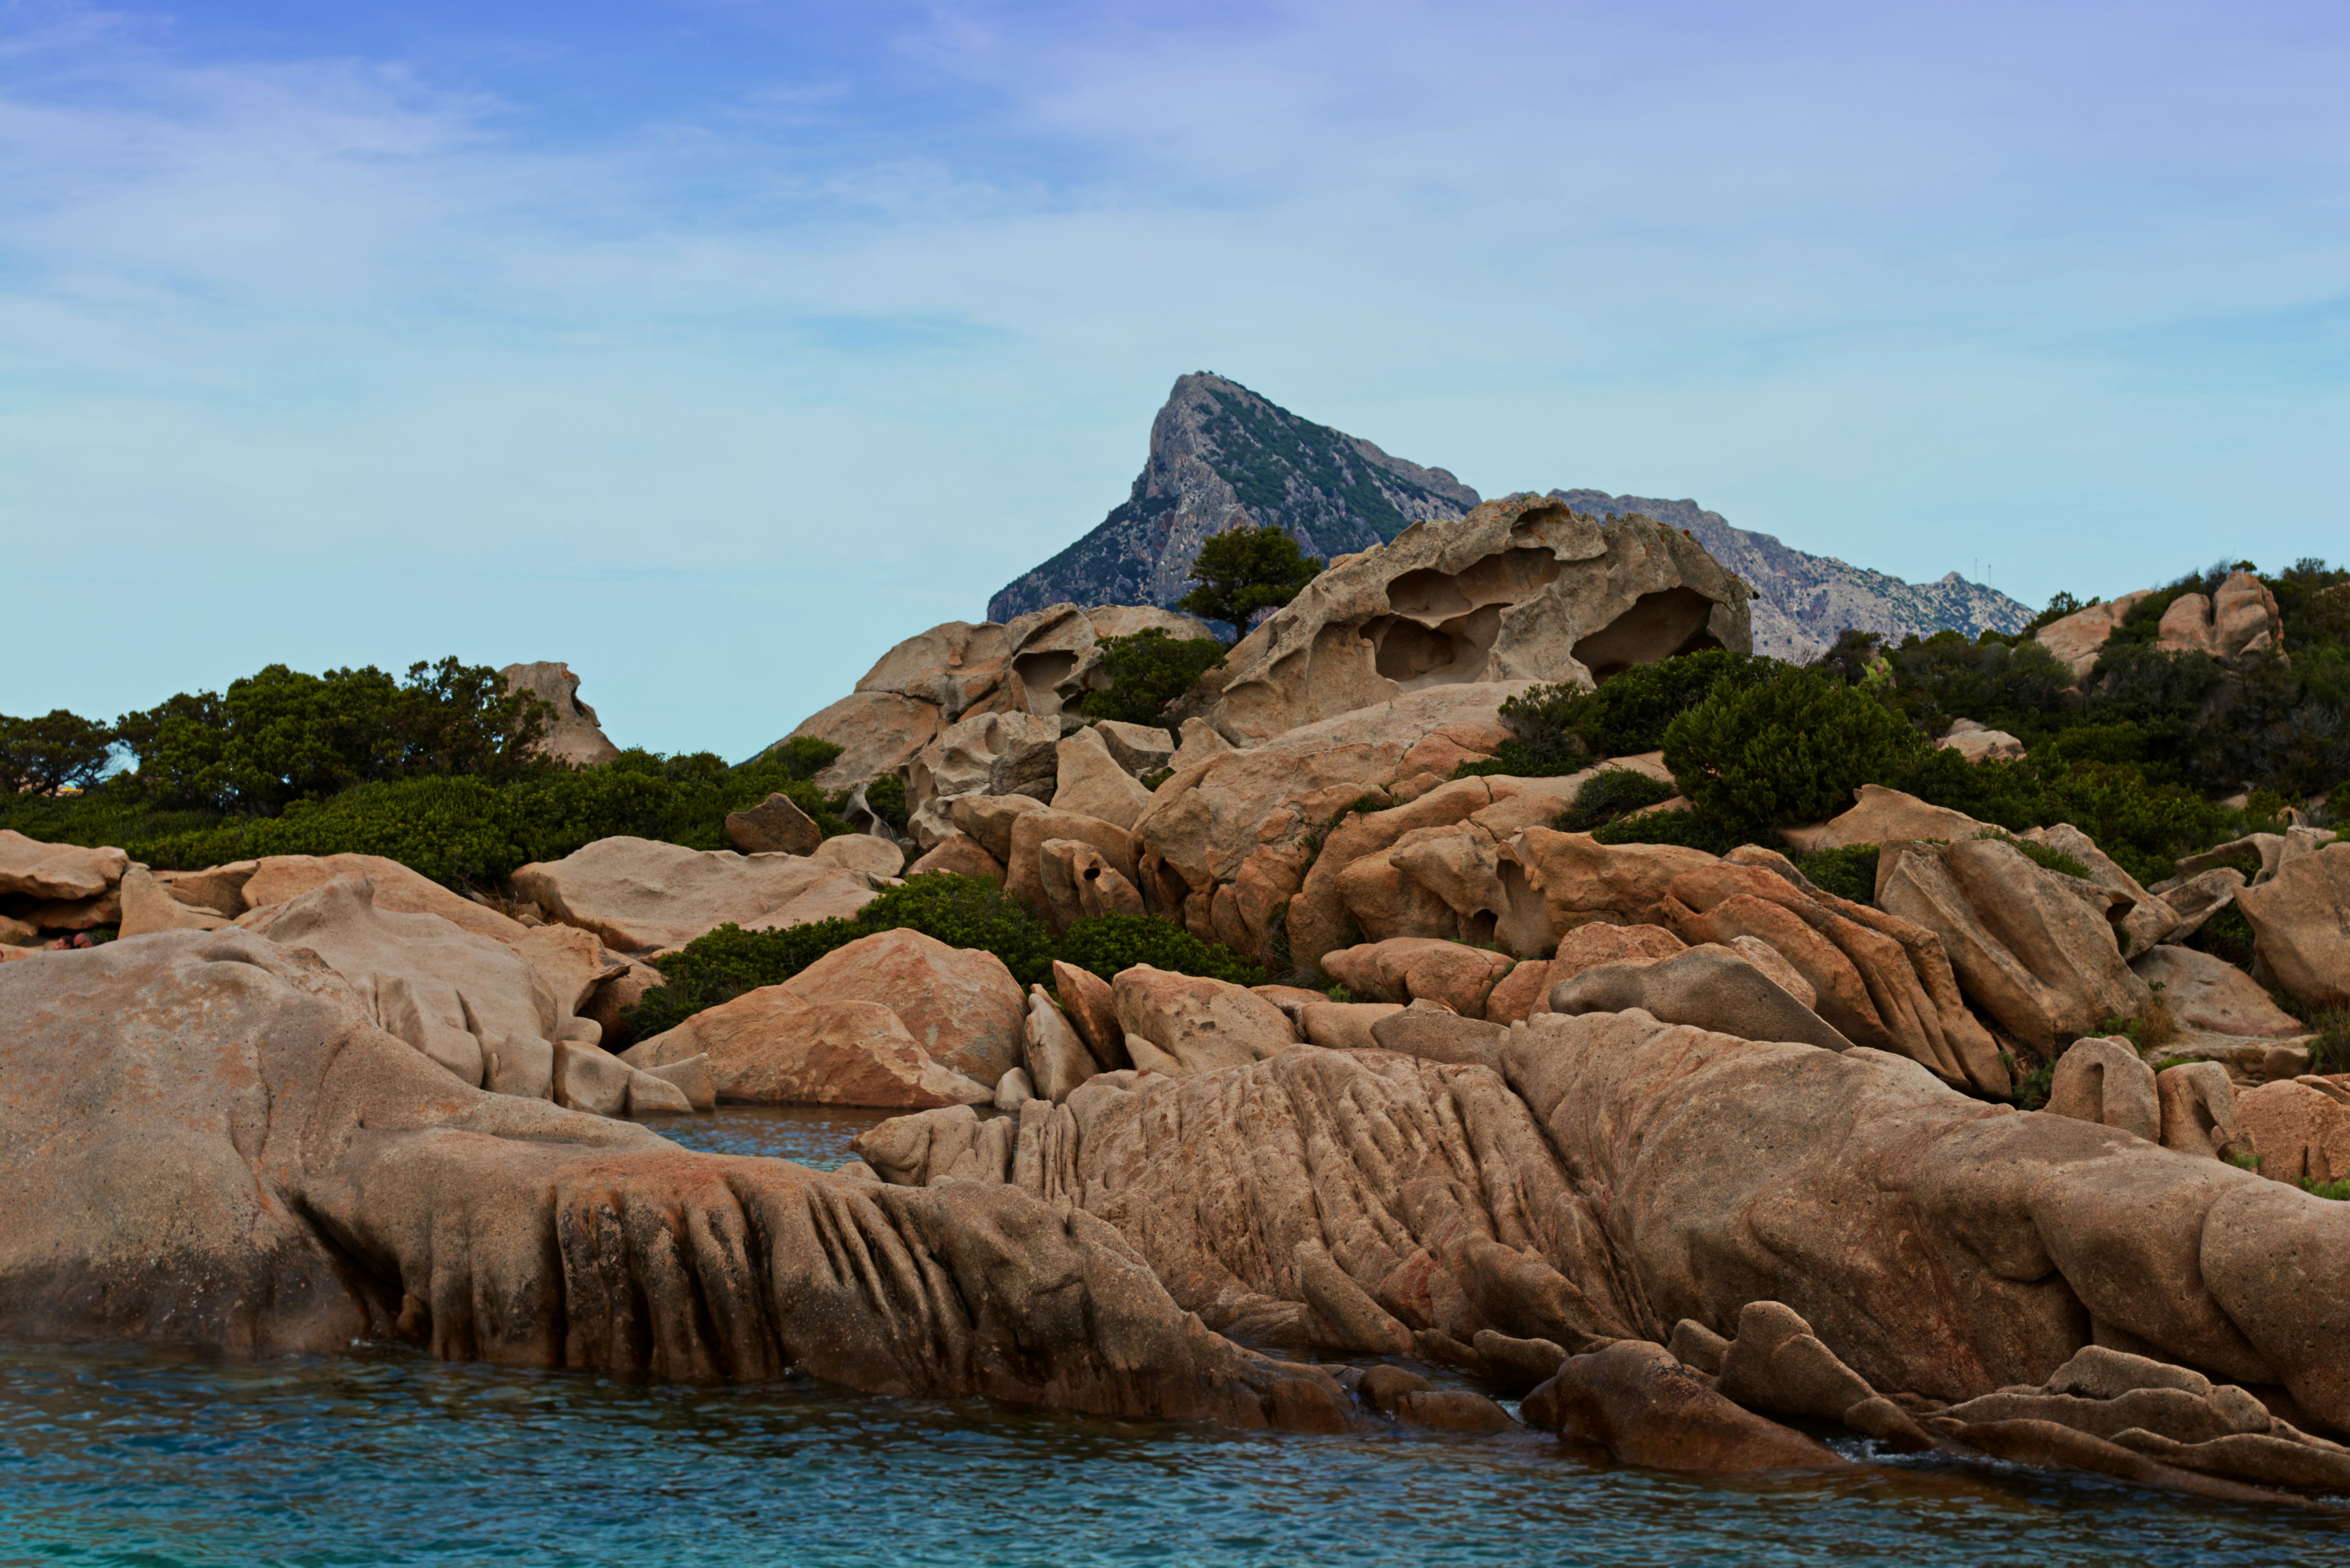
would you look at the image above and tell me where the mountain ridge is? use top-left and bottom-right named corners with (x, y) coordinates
top-left (989, 373), bottom-right (2030, 655)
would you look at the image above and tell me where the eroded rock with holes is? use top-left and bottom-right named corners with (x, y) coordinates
top-left (1193, 493), bottom-right (1752, 747)
top-left (0, 932), bottom-right (1355, 1432)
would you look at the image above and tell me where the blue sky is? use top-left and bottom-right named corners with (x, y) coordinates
top-left (3, 1), bottom-right (2345, 759)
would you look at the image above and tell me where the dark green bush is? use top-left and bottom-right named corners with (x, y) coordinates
top-left (114, 658), bottom-right (552, 815)
top-left (1891, 750), bottom-right (2050, 831)
top-left (1450, 683), bottom-right (1591, 777)
top-left (2188, 904), bottom-right (2258, 969)
top-left (1056, 913), bottom-right (1267, 987)
top-left (1794, 844), bottom-right (1880, 905)
top-left (1077, 629), bottom-right (1227, 725)
top-left (1663, 667), bottom-right (1927, 839)
top-left (767, 736), bottom-right (844, 780)
top-left (1557, 768), bottom-right (1678, 832)
top-left (860, 773), bottom-right (910, 834)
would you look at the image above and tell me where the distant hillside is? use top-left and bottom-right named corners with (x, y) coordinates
top-left (1547, 490), bottom-right (2032, 661)
top-left (987, 373), bottom-right (1479, 622)
top-left (988, 373), bottom-right (2031, 656)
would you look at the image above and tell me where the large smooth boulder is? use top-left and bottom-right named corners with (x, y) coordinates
top-left (510, 922), bottom-right (628, 1015)
top-left (1548, 945), bottom-right (1856, 1054)
top-left (116, 865), bottom-right (231, 938)
top-left (2235, 843), bottom-right (2350, 1008)
top-left (2154, 573), bottom-right (2285, 662)
top-left (1777, 784), bottom-right (1990, 854)
top-left (1521, 1341), bottom-right (1846, 1471)
top-left (1878, 837), bottom-right (2149, 1055)
top-left (0, 830), bottom-right (126, 901)
top-left (2130, 944), bottom-right (2308, 1037)
top-left (0, 932), bottom-right (1351, 1431)
top-left (1196, 495), bottom-right (1752, 747)
top-left (906, 833), bottom-right (1006, 884)
top-left (2026, 822), bottom-right (2183, 953)
top-left (237, 874), bottom-right (563, 1094)
top-left (1111, 966), bottom-right (1296, 1077)
top-left (509, 836), bottom-right (878, 955)
top-left (1022, 987), bottom-right (1099, 1103)
top-left (1938, 719), bottom-right (2026, 764)
top-left (500, 661), bottom-right (621, 768)
top-left (948, 793), bottom-right (1047, 865)
top-left (780, 928), bottom-right (1028, 1085)
top-left (726, 793), bottom-right (824, 856)
top-left (2233, 1080), bottom-right (2350, 1187)
top-left (770, 690), bottom-right (944, 791)
top-left (2035, 591), bottom-right (2154, 679)
top-left (241, 853), bottom-right (529, 946)
top-left (1483, 922), bottom-right (1688, 1025)
top-left (1051, 725), bottom-right (1155, 830)
top-left (623, 986), bottom-right (992, 1108)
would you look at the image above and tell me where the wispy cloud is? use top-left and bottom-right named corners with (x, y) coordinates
top-left (1, 0), bottom-right (2345, 752)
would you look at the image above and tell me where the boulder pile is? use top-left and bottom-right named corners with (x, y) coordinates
top-left (7, 507), bottom-right (2349, 1511)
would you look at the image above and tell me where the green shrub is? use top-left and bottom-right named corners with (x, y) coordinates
top-left (1451, 683), bottom-right (1592, 777)
top-left (859, 773), bottom-right (910, 834)
top-left (1663, 667), bottom-right (1927, 839)
top-left (1056, 913), bottom-right (1267, 987)
top-left (114, 658), bottom-right (552, 815)
top-left (2188, 905), bottom-right (2258, 969)
top-left (1892, 750), bottom-right (2051, 832)
top-left (2305, 1177), bottom-right (2350, 1202)
top-left (767, 736), bottom-right (844, 780)
top-left (2011, 1053), bottom-right (2055, 1111)
top-left (1176, 526), bottom-right (1323, 631)
top-left (1077, 630), bottom-right (1230, 725)
top-left (1794, 844), bottom-right (1880, 905)
top-left (2041, 761), bottom-right (2229, 885)
top-left (1557, 768), bottom-right (1677, 832)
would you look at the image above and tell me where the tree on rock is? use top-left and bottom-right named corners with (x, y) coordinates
top-left (1177, 525), bottom-right (1324, 635)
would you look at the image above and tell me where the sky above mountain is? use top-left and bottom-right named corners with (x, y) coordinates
top-left (4, 1), bottom-right (2345, 758)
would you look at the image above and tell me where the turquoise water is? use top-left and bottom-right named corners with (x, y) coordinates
top-left (3, 1110), bottom-right (2341, 1566)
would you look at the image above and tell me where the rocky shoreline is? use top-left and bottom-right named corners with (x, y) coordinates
top-left (5, 498), bottom-right (2348, 1511)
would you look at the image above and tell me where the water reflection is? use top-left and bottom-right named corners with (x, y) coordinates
top-left (637, 1101), bottom-right (901, 1167)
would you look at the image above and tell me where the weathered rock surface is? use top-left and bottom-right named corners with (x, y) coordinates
top-left (1093, 721), bottom-right (1177, 778)
top-left (1022, 988), bottom-right (1099, 1104)
top-left (622, 986), bottom-right (992, 1109)
top-left (1132, 685), bottom-right (1531, 960)
top-left (1051, 960), bottom-right (1125, 1070)
top-left (909, 712), bottom-right (1064, 816)
top-left (1051, 725), bottom-right (1156, 830)
top-left (0, 830), bottom-right (126, 901)
top-left (809, 833), bottom-right (905, 880)
top-left (2130, 945), bottom-right (2307, 1037)
top-left (1319, 937), bottom-right (1516, 1017)
top-left (241, 854), bottom-right (529, 946)
top-left (1111, 966), bottom-right (1296, 1077)
top-left (117, 865), bottom-right (231, 937)
top-left (2044, 1036), bottom-right (2160, 1143)
top-left (1548, 945), bottom-right (1856, 1054)
top-left (2157, 1062), bottom-right (2242, 1160)
top-left (2234, 1079), bottom-right (2350, 1187)
top-left (2235, 843), bottom-right (2350, 1009)
top-left (1006, 809), bottom-right (1140, 919)
top-left (239, 874), bottom-right (562, 1092)
top-left (1938, 718), bottom-right (2026, 764)
top-left (906, 833), bottom-right (1006, 884)
top-left (1482, 922), bottom-right (1688, 1025)
top-left (1198, 494), bottom-right (1752, 747)
top-left (781, 929), bottom-right (1028, 1086)
top-left (1037, 839), bottom-right (1147, 931)
top-left (1879, 837), bottom-right (2149, 1055)
top-left (772, 691), bottom-right (943, 792)
top-left (0, 932), bottom-right (1353, 1430)
top-left (500, 661), bottom-right (621, 768)
top-left (509, 837), bottom-right (878, 955)
top-left (2036, 591), bottom-right (2156, 679)
top-left (1777, 784), bottom-right (1989, 853)
top-left (1521, 1340), bottom-right (1847, 1470)
top-left (2026, 821), bottom-right (2183, 953)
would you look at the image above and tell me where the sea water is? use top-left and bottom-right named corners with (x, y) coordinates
top-left (2, 1109), bottom-right (2338, 1567)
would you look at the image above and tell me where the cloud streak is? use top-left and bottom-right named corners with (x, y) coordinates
top-left (1, 0), bottom-right (2345, 755)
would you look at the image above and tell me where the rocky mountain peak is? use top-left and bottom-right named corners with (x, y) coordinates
top-left (987, 373), bottom-right (1480, 623)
